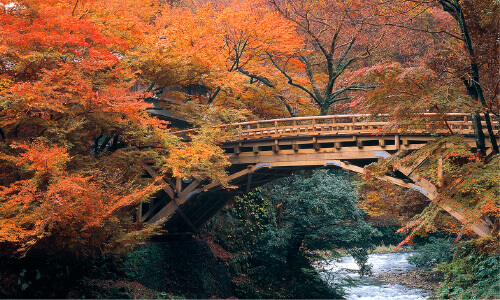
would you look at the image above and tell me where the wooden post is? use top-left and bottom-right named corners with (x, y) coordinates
top-left (437, 157), bottom-right (443, 187)
top-left (273, 139), bottom-right (279, 153)
top-left (313, 137), bottom-right (320, 151)
top-left (136, 204), bottom-right (143, 223)
top-left (395, 135), bottom-right (400, 150)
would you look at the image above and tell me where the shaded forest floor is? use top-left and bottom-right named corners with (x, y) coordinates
top-left (0, 235), bottom-right (336, 299)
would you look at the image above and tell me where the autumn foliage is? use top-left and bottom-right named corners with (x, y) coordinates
top-left (0, 0), bottom-right (498, 257)
top-left (0, 0), bottom-right (230, 255)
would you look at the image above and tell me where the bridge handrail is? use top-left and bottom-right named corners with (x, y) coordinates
top-left (170, 113), bottom-right (498, 139)
top-left (225, 113), bottom-right (477, 127)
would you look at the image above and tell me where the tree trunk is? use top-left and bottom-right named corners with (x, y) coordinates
top-left (286, 230), bottom-right (305, 267)
top-left (472, 113), bottom-right (486, 154)
top-left (320, 106), bottom-right (329, 116)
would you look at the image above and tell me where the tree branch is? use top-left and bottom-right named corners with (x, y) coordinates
top-left (237, 68), bottom-right (275, 87)
top-left (299, 55), bottom-right (324, 101)
top-left (267, 52), bottom-right (320, 106)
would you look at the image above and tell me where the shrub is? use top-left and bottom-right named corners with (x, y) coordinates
top-left (434, 240), bottom-right (500, 299)
top-left (407, 237), bottom-right (454, 268)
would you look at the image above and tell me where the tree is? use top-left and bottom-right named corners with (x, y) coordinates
top-left (0, 0), bottom-right (230, 255)
top-left (356, 0), bottom-right (499, 153)
top-left (264, 170), bottom-right (378, 258)
top-left (133, 0), bottom-right (311, 119)
top-left (339, 0), bottom-right (499, 243)
top-left (266, 0), bottom-right (413, 115)
top-left (434, 0), bottom-right (499, 154)
top-left (208, 170), bottom-right (378, 298)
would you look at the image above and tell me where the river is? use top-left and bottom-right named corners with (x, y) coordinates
top-left (316, 252), bottom-right (433, 299)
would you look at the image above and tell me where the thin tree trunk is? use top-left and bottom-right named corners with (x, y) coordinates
top-left (472, 113), bottom-right (486, 154)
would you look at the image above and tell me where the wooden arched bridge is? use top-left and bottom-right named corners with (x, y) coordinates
top-left (137, 113), bottom-right (498, 237)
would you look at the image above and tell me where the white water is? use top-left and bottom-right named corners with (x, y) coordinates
top-left (316, 252), bottom-right (433, 300)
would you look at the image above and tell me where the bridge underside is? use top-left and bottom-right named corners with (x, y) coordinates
top-left (138, 132), bottom-right (496, 236)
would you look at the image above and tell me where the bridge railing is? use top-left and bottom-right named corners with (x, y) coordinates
top-left (172, 113), bottom-right (498, 141)
top-left (222, 113), bottom-right (499, 140)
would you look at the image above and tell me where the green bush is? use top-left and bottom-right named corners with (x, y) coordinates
top-left (407, 237), bottom-right (454, 268)
top-left (434, 240), bottom-right (500, 299)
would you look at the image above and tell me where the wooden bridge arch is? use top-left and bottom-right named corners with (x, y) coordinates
top-left (137, 114), bottom-right (498, 237)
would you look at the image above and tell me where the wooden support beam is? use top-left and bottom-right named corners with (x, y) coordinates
top-left (136, 203), bottom-right (143, 222)
top-left (178, 178), bottom-right (202, 200)
top-left (437, 157), bottom-right (443, 187)
top-left (397, 164), bottom-right (492, 238)
top-left (173, 200), bottom-right (199, 233)
top-left (140, 196), bottom-right (168, 222)
top-left (140, 162), bottom-right (175, 199)
top-left (176, 178), bottom-right (182, 193)
top-left (147, 195), bottom-right (198, 233)
top-left (202, 165), bottom-right (256, 192)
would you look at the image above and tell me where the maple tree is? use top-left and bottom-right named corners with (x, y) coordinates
top-left (133, 0), bottom-right (313, 119)
top-left (0, 0), bottom-right (230, 255)
top-left (266, 0), bottom-right (443, 115)
top-left (347, 0), bottom-right (499, 153)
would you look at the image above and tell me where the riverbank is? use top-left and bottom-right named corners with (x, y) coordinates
top-left (375, 267), bottom-right (443, 292)
top-left (318, 251), bottom-right (436, 299)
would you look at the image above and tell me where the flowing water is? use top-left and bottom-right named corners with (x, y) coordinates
top-left (316, 252), bottom-right (433, 299)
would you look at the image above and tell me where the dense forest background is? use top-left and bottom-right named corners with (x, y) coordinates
top-left (0, 0), bottom-right (498, 298)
